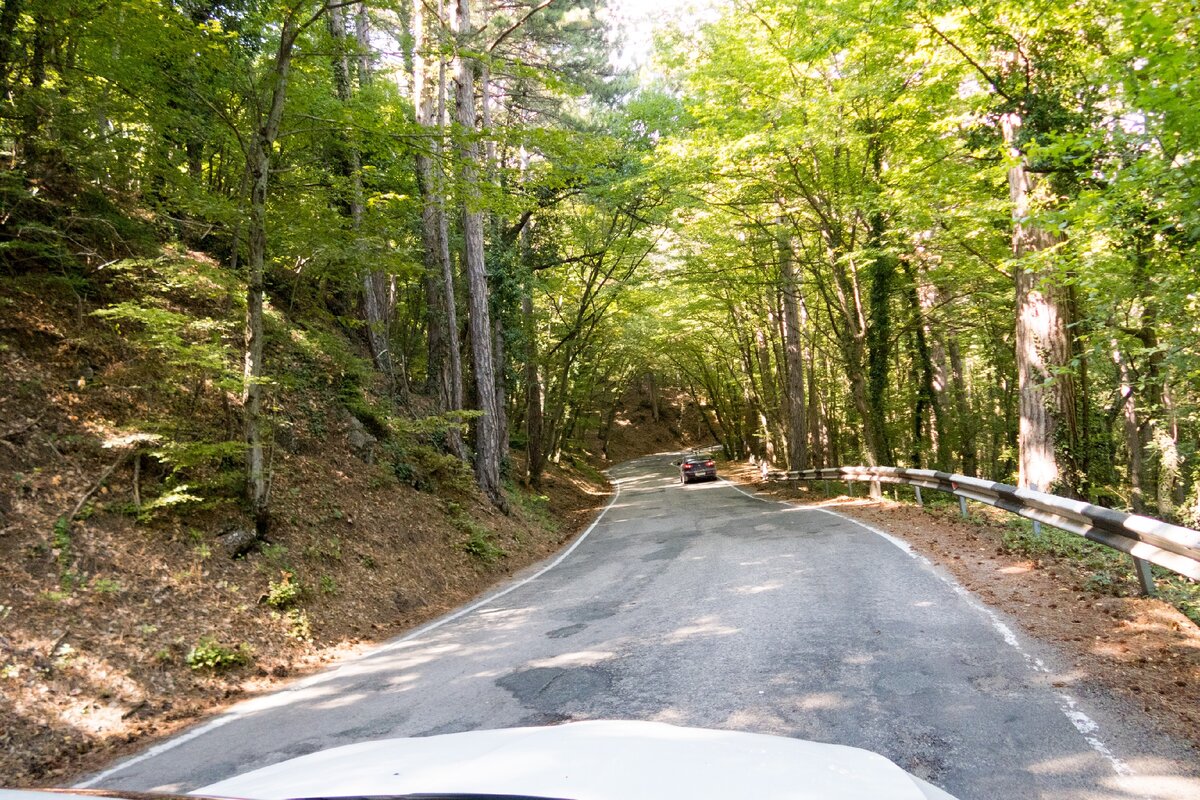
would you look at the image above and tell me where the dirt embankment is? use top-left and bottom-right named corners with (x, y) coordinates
top-left (723, 462), bottom-right (1200, 756)
top-left (578, 381), bottom-right (717, 465)
top-left (0, 270), bottom-right (611, 787)
top-left (0, 434), bottom-right (608, 787)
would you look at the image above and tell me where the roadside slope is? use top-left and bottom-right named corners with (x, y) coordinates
top-left (0, 258), bottom-right (610, 787)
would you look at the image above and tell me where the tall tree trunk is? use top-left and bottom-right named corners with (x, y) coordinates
top-left (1112, 338), bottom-right (1144, 513)
top-left (493, 312), bottom-right (509, 463)
top-left (1127, 232), bottom-right (1174, 516)
top-left (1005, 113), bottom-right (1070, 492)
top-left (524, 287), bottom-right (545, 486)
top-left (947, 338), bottom-right (977, 476)
top-left (244, 138), bottom-right (270, 534)
top-left (243, 15), bottom-right (305, 536)
top-left (753, 325), bottom-right (781, 462)
top-left (915, 276), bottom-right (952, 469)
top-left (329, 4), bottom-right (397, 393)
top-left (0, 0), bottom-right (24, 99)
top-left (807, 360), bottom-right (825, 470)
top-left (865, 220), bottom-right (895, 468)
top-left (413, 0), bottom-right (464, 454)
top-left (778, 229), bottom-right (809, 471)
top-left (515, 153), bottom-right (545, 486)
top-left (413, 0), bottom-right (444, 394)
top-left (648, 371), bottom-right (660, 422)
top-left (454, 0), bottom-right (503, 507)
top-left (355, 1), bottom-right (370, 79)
top-left (902, 263), bottom-right (945, 469)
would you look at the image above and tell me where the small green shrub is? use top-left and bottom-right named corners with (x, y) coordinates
top-left (508, 484), bottom-right (555, 532)
top-left (318, 575), bottom-right (338, 595)
top-left (185, 637), bottom-right (252, 670)
top-left (91, 577), bottom-right (122, 594)
top-left (51, 516), bottom-right (72, 569)
top-left (1083, 571), bottom-right (1120, 594)
top-left (259, 543), bottom-right (289, 566)
top-left (463, 527), bottom-right (506, 564)
top-left (995, 514), bottom-right (1200, 619)
top-left (446, 502), bottom-right (507, 565)
top-left (304, 537), bottom-right (342, 563)
top-left (285, 609), bottom-right (312, 641)
top-left (1159, 577), bottom-right (1200, 626)
top-left (264, 571), bottom-right (301, 609)
top-left (386, 442), bottom-right (475, 494)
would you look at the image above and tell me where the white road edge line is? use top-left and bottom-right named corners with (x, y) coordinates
top-left (718, 477), bottom-right (1136, 778)
top-left (75, 479), bottom-right (626, 789)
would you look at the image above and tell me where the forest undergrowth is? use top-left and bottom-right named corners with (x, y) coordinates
top-left (0, 202), bottom-right (613, 785)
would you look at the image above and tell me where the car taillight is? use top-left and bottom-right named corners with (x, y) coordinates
top-left (705, 460), bottom-right (714, 467)
top-left (682, 463), bottom-right (693, 469)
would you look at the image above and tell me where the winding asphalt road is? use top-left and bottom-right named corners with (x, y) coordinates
top-left (83, 454), bottom-right (1200, 799)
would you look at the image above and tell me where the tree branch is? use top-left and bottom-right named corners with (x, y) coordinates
top-left (920, 14), bottom-right (1015, 104)
top-left (489, 0), bottom-right (559, 53)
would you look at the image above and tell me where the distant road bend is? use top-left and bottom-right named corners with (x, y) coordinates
top-left (84, 454), bottom-right (1200, 799)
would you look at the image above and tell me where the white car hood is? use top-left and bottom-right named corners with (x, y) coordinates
top-left (197, 720), bottom-right (956, 800)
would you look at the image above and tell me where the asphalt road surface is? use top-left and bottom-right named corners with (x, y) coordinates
top-left (83, 454), bottom-right (1200, 799)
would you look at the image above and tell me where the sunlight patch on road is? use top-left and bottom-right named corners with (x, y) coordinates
top-left (1109, 772), bottom-right (1200, 799)
top-left (1025, 751), bottom-right (1106, 775)
top-left (647, 707), bottom-right (687, 725)
top-left (310, 692), bottom-right (367, 710)
top-left (722, 707), bottom-right (787, 730)
top-left (728, 581), bottom-right (783, 596)
top-left (795, 691), bottom-right (849, 711)
top-left (664, 616), bottom-right (739, 644)
top-left (384, 673), bottom-right (421, 690)
top-left (527, 650), bottom-right (618, 668)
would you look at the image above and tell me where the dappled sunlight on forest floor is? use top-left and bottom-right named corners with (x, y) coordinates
top-left (0, 295), bottom-right (612, 788)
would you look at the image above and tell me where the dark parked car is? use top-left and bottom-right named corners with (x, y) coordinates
top-left (679, 454), bottom-right (717, 484)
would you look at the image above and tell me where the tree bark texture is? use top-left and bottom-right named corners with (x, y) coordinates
top-left (454, 0), bottom-right (504, 507)
top-left (1005, 112), bottom-right (1071, 492)
top-left (329, 4), bottom-right (396, 390)
top-left (243, 16), bottom-right (302, 535)
top-left (778, 230), bottom-right (809, 471)
top-left (915, 275), bottom-right (952, 469)
top-left (865, 219), bottom-right (895, 468)
top-left (523, 288), bottom-right (545, 485)
top-left (411, 0), bottom-right (465, 458)
top-left (903, 263), bottom-right (947, 469)
top-left (947, 338), bottom-right (977, 476)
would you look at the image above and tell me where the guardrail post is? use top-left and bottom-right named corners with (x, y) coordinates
top-left (1029, 482), bottom-right (1042, 537)
top-left (914, 486), bottom-right (923, 508)
top-left (958, 496), bottom-right (968, 519)
top-left (1132, 556), bottom-right (1156, 597)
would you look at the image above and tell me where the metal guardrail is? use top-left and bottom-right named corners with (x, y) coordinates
top-left (765, 465), bottom-right (1200, 592)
